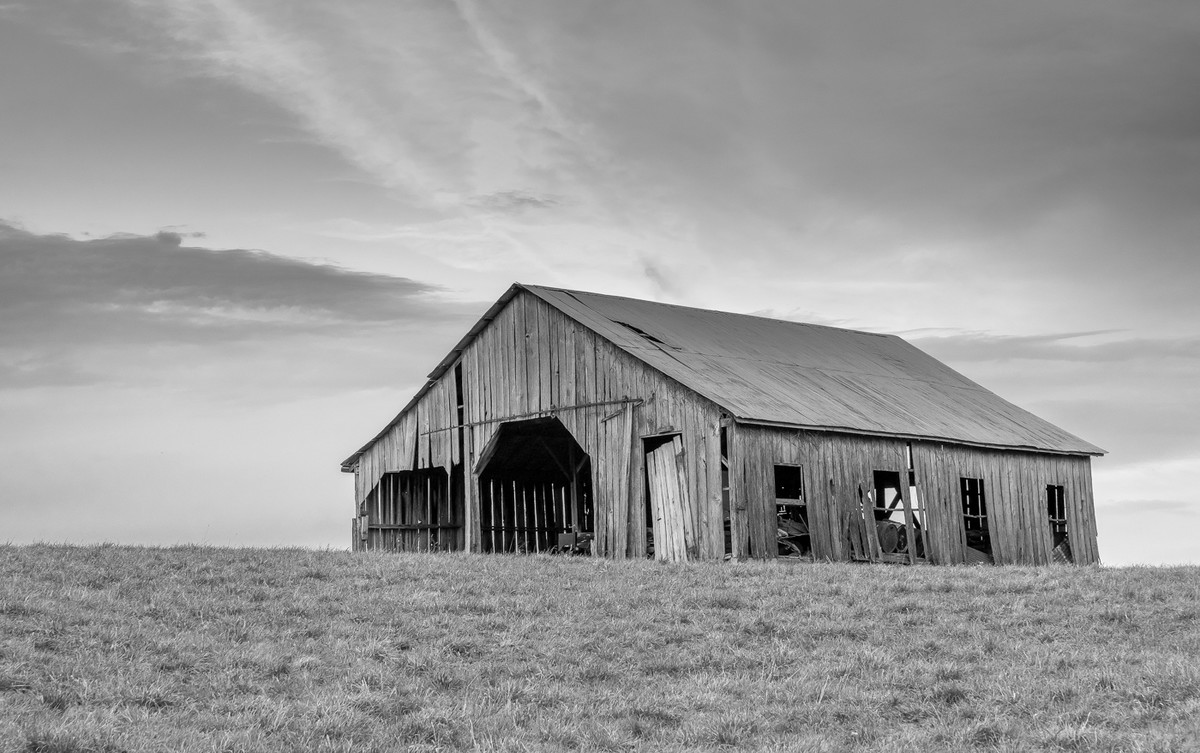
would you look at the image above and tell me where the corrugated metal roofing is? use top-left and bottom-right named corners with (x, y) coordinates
top-left (343, 283), bottom-right (1103, 470)
top-left (525, 285), bottom-right (1104, 456)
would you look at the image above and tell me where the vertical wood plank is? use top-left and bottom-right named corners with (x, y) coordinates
top-left (727, 422), bottom-right (746, 560)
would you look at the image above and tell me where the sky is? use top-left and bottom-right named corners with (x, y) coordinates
top-left (1, 0), bottom-right (1198, 565)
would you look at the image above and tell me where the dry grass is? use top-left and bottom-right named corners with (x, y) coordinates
top-left (1, 545), bottom-right (1197, 752)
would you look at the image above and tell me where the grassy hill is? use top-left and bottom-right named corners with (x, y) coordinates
top-left (0, 545), bottom-right (1197, 752)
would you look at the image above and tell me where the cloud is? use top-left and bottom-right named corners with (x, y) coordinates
top-left (32, 0), bottom-right (1197, 329)
top-left (119, 0), bottom-right (447, 198)
top-left (0, 219), bottom-right (444, 334)
top-left (0, 219), bottom-right (479, 390)
top-left (1099, 499), bottom-right (1197, 517)
top-left (94, 0), bottom-right (605, 213)
top-left (899, 328), bottom-right (1200, 465)
top-left (907, 331), bottom-right (1200, 364)
top-left (448, 0), bottom-right (587, 154)
top-left (434, 0), bottom-right (1200, 292)
top-left (467, 190), bottom-right (561, 213)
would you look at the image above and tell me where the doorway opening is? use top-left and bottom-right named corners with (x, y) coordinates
top-left (644, 434), bottom-right (692, 562)
top-left (357, 467), bottom-right (458, 552)
top-left (960, 476), bottom-right (992, 563)
top-left (476, 417), bottom-right (592, 554)
top-left (1047, 484), bottom-right (1072, 563)
top-left (775, 465), bottom-right (810, 558)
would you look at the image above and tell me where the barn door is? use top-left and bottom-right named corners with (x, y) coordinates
top-left (645, 435), bottom-right (691, 562)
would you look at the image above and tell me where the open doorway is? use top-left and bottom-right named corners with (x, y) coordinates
top-left (476, 417), bottom-right (592, 554)
top-left (357, 467), bottom-right (458, 552)
top-left (774, 465), bottom-right (810, 558)
top-left (644, 434), bottom-right (691, 562)
top-left (960, 476), bottom-right (993, 563)
top-left (1047, 484), bottom-right (1072, 563)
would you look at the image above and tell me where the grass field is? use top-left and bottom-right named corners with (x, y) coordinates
top-left (1, 546), bottom-right (1197, 752)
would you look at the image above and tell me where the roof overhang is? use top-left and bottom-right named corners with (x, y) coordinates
top-left (731, 417), bottom-right (1105, 457)
top-left (342, 281), bottom-right (1107, 473)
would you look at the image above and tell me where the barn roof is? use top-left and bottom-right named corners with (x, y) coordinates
top-left (342, 283), bottom-right (1103, 470)
top-left (525, 285), bottom-right (1102, 456)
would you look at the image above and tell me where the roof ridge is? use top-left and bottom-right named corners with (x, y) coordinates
top-left (521, 283), bottom-right (897, 339)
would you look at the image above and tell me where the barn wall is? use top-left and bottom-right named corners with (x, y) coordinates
top-left (352, 288), bottom-right (1099, 565)
top-left (354, 409), bottom-right (417, 507)
top-left (910, 442), bottom-right (1098, 565)
top-left (731, 426), bottom-right (1098, 565)
top-left (355, 289), bottom-right (726, 558)
top-left (732, 427), bottom-right (909, 562)
top-left (459, 291), bottom-right (725, 559)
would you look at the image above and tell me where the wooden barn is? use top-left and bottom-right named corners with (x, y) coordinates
top-left (341, 283), bottom-right (1104, 565)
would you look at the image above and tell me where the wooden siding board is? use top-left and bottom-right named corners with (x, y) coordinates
top-left (727, 421), bottom-right (745, 560)
top-left (703, 416), bottom-right (723, 559)
top-left (1081, 459), bottom-right (1098, 564)
top-left (819, 433), bottom-right (841, 561)
top-left (940, 444), bottom-right (960, 564)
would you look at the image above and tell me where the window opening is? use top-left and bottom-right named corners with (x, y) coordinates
top-left (774, 465), bottom-right (810, 558)
top-left (1047, 484), bottom-right (1072, 563)
top-left (871, 469), bottom-right (925, 560)
top-left (960, 477), bottom-right (992, 563)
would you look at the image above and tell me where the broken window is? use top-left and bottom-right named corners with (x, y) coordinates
top-left (774, 465), bottom-right (810, 558)
top-left (871, 470), bottom-right (925, 561)
top-left (1046, 484), bottom-right (1073, 563)
top-left (960, 476), bottom-right (992, 563)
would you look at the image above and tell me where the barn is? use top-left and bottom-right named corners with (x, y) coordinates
top-left (340, 283), bottom-right (1104, 565)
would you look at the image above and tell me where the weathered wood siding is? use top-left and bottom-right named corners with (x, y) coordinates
top-left (730, 426), bottom-right (1098, 565)
top-left (354, 409), bottom-right (417, 506)
top-left (352, 288), bottom-right (1099, 565)
top-left (355, 289), bottom-right (726, 558)
top-left (459, 291), bottom-right (725, 558)
top-left (909, 442), bottom-right (1098, 565)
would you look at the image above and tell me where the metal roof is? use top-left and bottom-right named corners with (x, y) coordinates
top-left (343, 283), bottom-right (1102, 470)
top-left (525, 285), bottom-right (1104, 456)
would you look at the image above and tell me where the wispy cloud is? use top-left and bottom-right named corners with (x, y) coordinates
top-left (908, 331), bottom-right (1200, 364)
top-left (1099, 499), bottom-right (1197, 517)
top-left (102, 0), bottom-right (617, 217)
top-left (467, 190), bottom-right (561, 214)
top-left (119, 0), bottom-right (447, 199)
top-left (449, 0), bottom-right (588, 155)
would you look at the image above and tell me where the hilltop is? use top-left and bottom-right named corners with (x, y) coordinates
top-left (1, 545), bottom-right (1197, 752)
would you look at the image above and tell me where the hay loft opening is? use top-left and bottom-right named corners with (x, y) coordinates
top-left (475, 417), bottom-right (593, 554)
